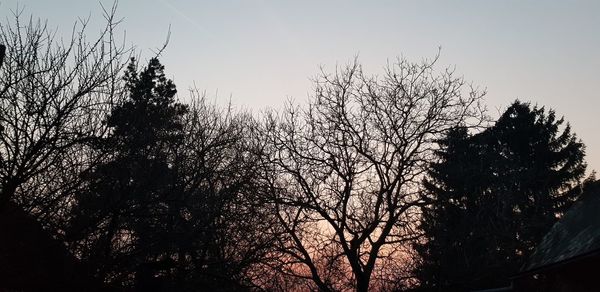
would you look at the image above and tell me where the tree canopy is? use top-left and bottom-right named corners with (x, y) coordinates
top-left (415, 101), bottom-right (587, 291)
top-left (261, 56), bottom-right (485, 291)
top-left (66, 58), bottom-right (275, 291)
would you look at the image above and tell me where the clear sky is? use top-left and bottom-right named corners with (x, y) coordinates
top-left (1, 0), bottom-right (599, 172)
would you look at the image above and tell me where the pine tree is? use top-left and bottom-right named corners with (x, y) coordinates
top-left (67, 58), bottom-right (274, 291)
top-left (416, 101), bottom-right (586, 290)
top-left (67, 57), bottom-right (188, 289)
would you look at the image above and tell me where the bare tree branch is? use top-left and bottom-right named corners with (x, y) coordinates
top-left (0, 4), bottom-right (130, 213)
top-left (261, 55), bottom-right (486, 291)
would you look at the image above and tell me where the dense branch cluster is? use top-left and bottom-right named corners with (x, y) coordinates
top-left (260, 57), bottom-right (485, 291)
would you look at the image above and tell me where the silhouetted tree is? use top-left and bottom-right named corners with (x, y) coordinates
top-left (415, 101), bottom-right (586, 291)
top-left (261, 55), bottom-right (486, 291)
top-left (67, 59), bottom-right (277, 291)
top-left (0, 5), bottom-right (127, 214)
top-left (157, 89), bottom-right (279, 291)
top-left (66, 57), bottom-right (187, 289)
top-left (0, 5), bottom-right (128, 291)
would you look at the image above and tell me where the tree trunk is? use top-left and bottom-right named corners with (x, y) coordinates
top-left (356, 273), bottom-right (370, 292)
top-left (0, 180), bottom-right (18, 212)
top-left (0, 44), bottom-right (5, 68)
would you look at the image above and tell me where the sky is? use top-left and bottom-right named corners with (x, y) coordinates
top-left (1, 0), bottom-right (599, 172)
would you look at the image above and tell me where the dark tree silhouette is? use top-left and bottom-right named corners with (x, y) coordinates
top-left (0, 44), bottom-right (5, 68)
top-left (172, 92), bottom-right (280, 291)
top-left (415, 101), bottom-right (587, 291)
top-left (67, 58), bottom-right (277, 291)
top-left (0, 6), bottom-right (128, 290)
top-left (261, 56), bottom-right (486, 291)
top-left (66, 57), bottom-right (187, 289)
top-left (0, 6), bottom-right (127, 213)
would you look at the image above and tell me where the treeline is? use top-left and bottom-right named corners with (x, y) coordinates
top-left (0, 9), bottom-right (592, 292)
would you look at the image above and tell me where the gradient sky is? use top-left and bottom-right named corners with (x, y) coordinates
top-left (1, 0), bottom-right (599, 172)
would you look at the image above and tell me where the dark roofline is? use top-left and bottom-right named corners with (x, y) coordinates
top-left (512, 247), bottom-right (600, 279)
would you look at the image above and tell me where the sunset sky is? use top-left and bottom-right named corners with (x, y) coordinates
top-left (1, 0), bottom-right (599, 172)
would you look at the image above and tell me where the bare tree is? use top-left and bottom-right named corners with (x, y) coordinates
top-left (0, 4), bottom-right (128, 213)
top-left (173, 91), bottom-right (280, 290)
top-left (261, 55), bottom-right (486, 291)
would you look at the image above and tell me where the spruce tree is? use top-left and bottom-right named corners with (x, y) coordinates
top-left (67, 58), bottom-right (271, 291)
top-left (416, 101), bottom-right (586, 290)
top-left (67, 57), bottom-right (187, 289)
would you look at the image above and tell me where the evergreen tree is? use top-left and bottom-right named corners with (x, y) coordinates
top-left (66, 58), bottom-right (275, 291)
top-left (416, 101), bottom-right (586, 291)
top-left (67, 57), bottom-right (188, 289)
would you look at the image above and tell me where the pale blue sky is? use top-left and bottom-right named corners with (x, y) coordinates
top-left (1, 0), bottom-right (599, 172)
